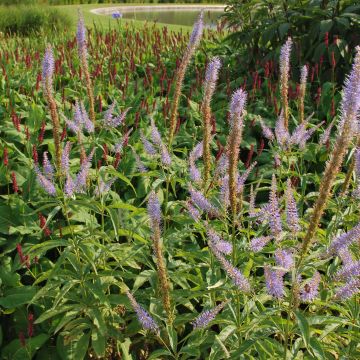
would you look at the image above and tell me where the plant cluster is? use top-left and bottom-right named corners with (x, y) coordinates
top-left (1, 8), bottom-right (360, 360)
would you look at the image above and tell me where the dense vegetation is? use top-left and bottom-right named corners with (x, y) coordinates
top-left (1, 2), bottom-right (360, 359)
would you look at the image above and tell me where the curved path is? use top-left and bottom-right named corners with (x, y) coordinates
top-left (90, 4), bottom-right (226, 16)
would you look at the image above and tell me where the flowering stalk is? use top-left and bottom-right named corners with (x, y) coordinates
top-left (299, 65), bottom-right (308, 123)
top-left (77, 11), bottom-right (95, 124)
top-left (279, 38), bottom-right (292, 129)
top-left (42, 45), bottom-right (62, 172)
top-left (147, 191), bottom-right (172, 323)
top-left (168, 12), bottom-right (203, 146)
top-left (202, 57), bottom-right (221, 188)
top-left (300, 47), bottom-right (360, 257)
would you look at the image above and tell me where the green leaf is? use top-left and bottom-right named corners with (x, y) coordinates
top-left (91, 329), bottom-right (106, 358)
top-left (295, 311), bottom-right (310, 348)
top-left (0, 287), bottom-right (37, 308)
top-left (148, 349), bottom-right (173, 359)
top-left (309, 338), bottom-right (326, 359)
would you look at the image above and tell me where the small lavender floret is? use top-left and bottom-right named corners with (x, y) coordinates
top-left (285, 179), bottom-right (300, 232)
top-left (275, 249), bottom-right (293, 270)
top-left (300, 272), bottom-right (321, 302)
top-left (126, 291), bottom-right (159, 334)
top-left (148, 191), bottom-right (161, 227)
top-left (334, 260), bottom-right (360, 281)
top-left (335, 278), bottom-right (360, 300)
top-left (192, 301), bottom-right (228, 330)
top-left (250, 236), bottom-right (272, 253)
top-left (264, 265), bottom-right (284, 298)
top-left (35, 165), bottom-right (56, 196)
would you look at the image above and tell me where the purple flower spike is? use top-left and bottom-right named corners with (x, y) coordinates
top-left (95, 177), bottom-right (117, 197)
top-left (188, 11), bottom-right (204, 49)
top-left (80, 102), bottom-right (94, 133)
top-left (42, 45), bottom-right (54, 89)
top-left (250, 236), bottom-right (272, 253)
top-left (61, 142), bottom-right (72, 175)
top-left (300, 272), bottom-right (321, 302)
top-left (74, 148), bottom-right (94, 192)
top-left (279, 37), bottom-right (292, 79)
top-left (42, 152), bottom-right (54, 181)
top-left (190, 141), bottom-right (203, 161)
top-left (230, 88), bottom-right (247, 124)
top-left (150, 118), bottom-right (163, 146)
top-left (260, 119), bottom-right (274, 141)
top-left (126, 291), bottom-right (159, 334)
top-left (300, 65), bottom-right (308, 86)
top-left (160, 145), bottom-right (171, 166)
top-left (192, 301), bottom-right (228, 330)
top-left (334, 260), bottom-right (360, 281)
top-left (35, 165), bottom-right (56, 196)
top-left (275, 111), bottom-right (290, 147)
top-left (189, 186), bottom-right (217, 215)
top-left (64, 174), bottom-right (75, 198)
top-left (189, 160), bottom-right (201, 183)
top-left (319, 119), bottom-right (335, 145)
top-left (140, 131), bottom-right (156, 155)
top-left (335, 278), bottom-right (360, 300)
top-left (207, 227), bottom-right (232, 255)
top-left (76, 10), bottom-right (87, 56)
top-left (148, 191), bottom-right (161, 227)
top-left (269, 174), bottom-right (282, 237)
top-left (328, 222), bottom-right (360, 254)
top-left (204, 57), bottom-right (221, 97)
top-left (275, 249), bottom-right (293, 271)
top-left (264, 266), bottom-right (284, 298)
top-left (285, 179), bottom-right (300, 232)
top-left (132, 150), bottom-right (147, 173)
top-left (185, 201), bottom-right (201, 222)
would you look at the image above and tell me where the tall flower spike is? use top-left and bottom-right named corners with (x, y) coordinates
top-left (264, 266), bottom-right (284, 298)
top-left (269, 174), bottom-right (282, 238)
top-left (275, 111), bottom-right (290, 148)
top-left (126, 291), bottom-right (159, 334)
top-left (300, 272), bottom-right (321, 302)
top-left (335, 278), bottom-right (360, 300)
top-left (260, 119), bottom-right (275, 141)
top-left (140, 130), bottom-right (157, 155)
top-left (207, 227), bottom-right (232, 255)
top-left (61, 142), bottom-right (71, 175)
top-left (301, 47), bottom-right (360, 256)
top-left (279, 37), bottom-right (292, 129)
top-left (150, 118), bottom-right (163, 146)
top-left (42, 152), bottom-right (54, 181)
top-left (147, 191), bottom-right (161, 228)
top-left (42, 45), bottom-right (62, 171)
top-left (285, 179), bottom-right (300, 232)
top-left (328, 222), bottom-right (360, 255)
top-left (228, 89), bottom-right (247, 219)
top-left (192, 301), bottom-right (228, 330)
top-left (34, 166), bottom-right (56, 196)
top-left (299, 65), bottom-right (308, 123)
top-left (74, 148), bottom-right (94, 192)
top-left (202, 57), bottom-right (221, 187)
top-left (189, 185), bottom-right (218, 216)
top-left (168, 12), bottom-right (204, 145)
top-left (334, 260), bottom-right (360, 281)
top-left (77, 11), bottom-right (95, 124)
top-left (250, 236), bottom-right (272, 253)
top-left (275, 249), bottom-right (293, 271)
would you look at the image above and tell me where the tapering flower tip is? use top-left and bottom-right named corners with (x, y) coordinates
top-left (250, 236), bottom-right (272, 253)
top-left (140, 130), bottom-right (157, 156)
top-left (207, 227), bottom-right (232, 255)
top-left (275, 249), bottom-right (293, 270)
top-left (340, 46), bottom-right (360, 133)
top-left (300, 65), bottom-right (308, 86)
top-left (237, 161), bottom-right (257, 193)
top-left (61, 142), bottom-right (72, 174)
top-left (335, 278), bottom-right (360, 300)
top-left (260, 119), bottom-right (275, 141)
top-left (160, 145), bottom-right (171, 166)
top-left (95, 177), bottom-right (117, 197)
top-left (64, 174), bottom-right (75, 198)
top-left (74, 148), bottom-right (94, 192)
top-left (188, 11), bottom-right (204, 49)
top-left (279, 37), bottom-right (292, 74)
top-left (189, 185), bottom-right (217, 215)
top-left (133, 150), bottom-right (147, 173)
top-left (126, 291), bottom-right (160, 334)
top-left (185, 200), bottom-right (201, 222)
top-left (300, 272), bottom-right (321, 302)
top-left (74, 101), bottom-right (83, 127)
top-left (269, 174), bottom-right (282, 237)
top-left (264, 266), bottom-right (284, 298)
top-left (355, 148), bottom-right (360, 177)
top-left (76, 10), bottom-right (87, 55)
top-left (148, 190), bottom-right (161, 227)
top-left (328, 222), bottom-right (360, 255)
top-left (190, 141), bottom-right (203, 161)
top-left (192, 301), bottom-right (228, 330)
top-left (42, 152), bottom-right (54, 180)
top-left (215, 154), bottom-right (229, 176)
top-left (204, 57), bottom-right (221, 93)
top-left (150, 118), bottom-right (162, 146)
top-left (42, 45), bottom-right (54, 88)
top-left (338, 247), bottom-right (354, 265)
top-left (319, 119), bottom-right (335, 145)
top-left (230, 88), bottom-right (247, 120)
top-left (334, 260), bottom-right (360, 281)
top-left (275, 111), bottom-right (290, 146)
top-left (34, 166), bottom-right (56, 196)
top-left (80, 102), bottom-right (94, 133)
top-left (285, 179), bottom-right (300, 232)
top-left (189, 160), bottom-right (201, 183)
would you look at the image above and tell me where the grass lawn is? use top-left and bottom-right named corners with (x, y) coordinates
top-left (55, 3), bottom-right (195, 31)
